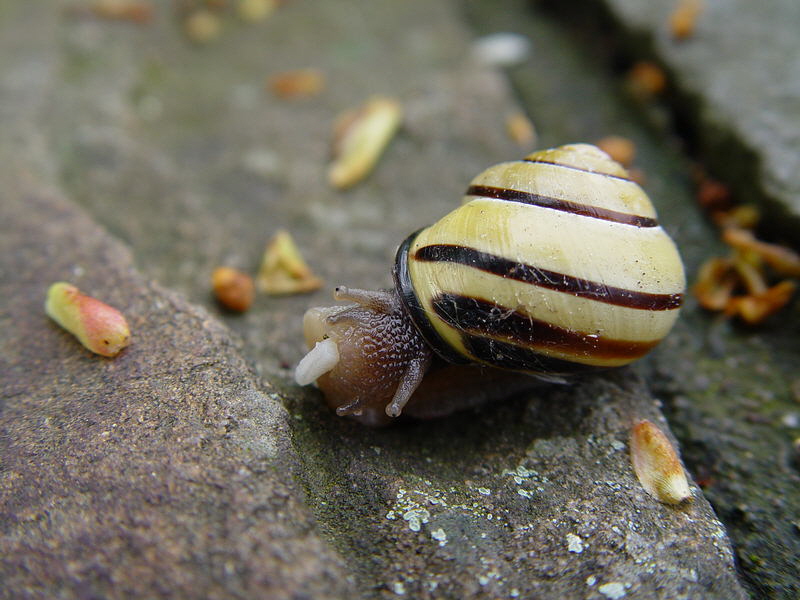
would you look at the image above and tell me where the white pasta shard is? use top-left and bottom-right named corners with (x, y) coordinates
top-left (295, 338), bottom-right (340, 386)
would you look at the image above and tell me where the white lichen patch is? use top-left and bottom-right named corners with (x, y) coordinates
top-left (610, 439), bottom-right (626, 451)
top-left (391, 581), bottom-right (406, 596)
top-left (402, 507), bottom-right (430, 532)
top-left (504, 464), bottom-right (550, 494)
top-left (566, 533), bottom-right (584, 553)
top-left (431, 527), bottom-right (447, 546)
top-left (598, 582), bottom-right (627, 599)
top-left (384, 481), bottom-right (510, 541)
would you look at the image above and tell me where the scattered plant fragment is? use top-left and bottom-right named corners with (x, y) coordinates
top-left (596, 136), bottom-right (636, 168)
top-left (692, 168), bottom-right (799, 324)
top-left (722, 228), bottom-right (800, 278)
top-left (669, 0), bottom-right (704, 40)
top-left (184, 8), bottom-right (221, 43)
top-left (505, 112), bottom-right (537, 149)
top-left (630, 420), bottom-right (692, 505)
top-left (625, 61), bottom-right (667, 101)
top-left (212, 266), bottom-right (255, 312)
top-left (328, 96), bottom-right (402, 190)
top-left (45, 282), bottom-right (131, 357)
top-left (237, 0), bottom-right (276, 22)
top-left (257, 230), bottom-right (323, 295)
top-left (87, 0), bottom-right (154, 23)
top-left (269, 69), bottom-right (325, 100)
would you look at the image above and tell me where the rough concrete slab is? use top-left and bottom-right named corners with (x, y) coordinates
top-left (0, 1), bottom-right (763, 598)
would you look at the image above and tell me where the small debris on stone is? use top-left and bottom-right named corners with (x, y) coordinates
top-left (505, 111), bottom-right (537, 149)
top-left (85, 0), bottom-right (154, 24)
top-left (237, 0), bottom-right (277, 22)
top-left (669, 0), bottom-right (704, 41)
top-left (598, 581), bottom-right (627, 599)
top-left (625, 61), bottom-right (667, 100)
top-left (328, 96), bottom-right (402, 190)
top-left (596, 135), bottom-right (636, 168)
top-left (431, 527), bottom-right (447, 546)
top-left (471, 32), bottom-right (531, 67)
top-left (268, 68), bottom-right (325, 100)
top-left (692, 175), bottom-right (799, 324)
top-left (566, 533), bottom-right (584, 553)
top-left (630, 420), bottom-right (692, 505)
top-left (211, 266), bottom-right (255, 312)
top-left (256, 230), bottom-right (323, 295)
top-left (45, 282), bottom-right (131, 357)
top-left (184, 9), bottom-right (221, 43)
top-left (722, 228), bottom-right (800, 278)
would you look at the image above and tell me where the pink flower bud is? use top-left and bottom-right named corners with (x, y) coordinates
top-left (45, 282), bottom-right (131, 357)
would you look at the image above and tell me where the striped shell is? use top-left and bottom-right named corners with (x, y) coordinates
top-left (393, 143), bottom-right (685, 376)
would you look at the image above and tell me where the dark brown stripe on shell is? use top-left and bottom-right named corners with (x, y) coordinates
top-left (431, 293), bottom-right (661, 363)
top-left (522, 158), bottom-right (632, 182)
top-left (393, 232), bottom-right (472, 365)
top-left (415, 244), bottom-right (683, 311)
top-left (465, 185), bottom-right (657, 228)
top-left (459, 334), bottom-right (601, 375)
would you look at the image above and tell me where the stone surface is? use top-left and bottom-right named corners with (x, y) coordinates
top-left (464, 1), bottom-right (800, 598)
top-left (0, 187), bottom-right (354, 599)
top-left (0, 0), bottom-right (777, 598)
top-left (543, 0), bottom-right (800, 244)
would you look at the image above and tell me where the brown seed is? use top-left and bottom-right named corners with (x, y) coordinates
top-left (596, 136), bottom-right (636, 168)
top-left (257, 230), bottom-right (323, 295)
top-left (268, 69), bottom-right (325, 100)
top-left (626, 61), bottom-right (667, 100)
top-left (630, 420), bottom-right (692, 505)
top-left (212, 267), bottom-right (255, 312)
top-left (45, 282), bottom-right (131, 357)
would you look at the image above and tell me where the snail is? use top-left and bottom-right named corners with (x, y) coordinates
top-left (295, 144), bottom-right (685, 426)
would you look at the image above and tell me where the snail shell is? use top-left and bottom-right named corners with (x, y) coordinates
top-left (296, 144), bottom-right (685, 425)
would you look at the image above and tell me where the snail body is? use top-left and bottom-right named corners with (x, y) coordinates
top-left (296, 144), bottom-right (685, 425)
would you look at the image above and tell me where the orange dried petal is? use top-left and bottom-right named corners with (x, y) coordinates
top-left (723, 228), bottom-right (800, 278)
top-left (630, 420), bottom-right (692, 505)
top-left (693, 257), bottom-right (737, 311)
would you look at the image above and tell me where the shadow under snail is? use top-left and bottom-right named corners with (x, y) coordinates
top-left (295, 143), bottom-right (686, 426)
